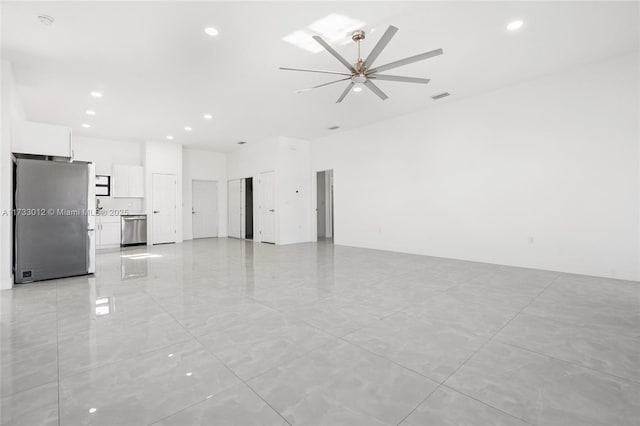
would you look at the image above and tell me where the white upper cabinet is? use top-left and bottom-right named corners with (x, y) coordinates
top-left (128, 166), bottom-right (145, 197)
top-left (12, 120), bottom-right (72, 158)
top-left (112, 165), bottom-right (144, 198)
top-left (112, 165), bottom-right (130, 197)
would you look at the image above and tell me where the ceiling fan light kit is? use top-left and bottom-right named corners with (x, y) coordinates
top-left (281, 25), bottom-right (443, 103)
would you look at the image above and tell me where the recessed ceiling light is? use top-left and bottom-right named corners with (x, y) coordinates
top-left (184, 126), bottom-right (192, 131)
top-left (38, 15), bottom-right (54, 26)
top-left (167, 353), bottom-right (174, 357)
top-left (204, 27), bottom-right (219, 36)
top-left (86, 110), bottom-right (96, 116)
top-left (203, 114), bottom-right (212, 120)
top-left (507, 20), bottom-right (524, 31)
top-left (166, 135), bottom-right (174, 140)
top-left (185, 372), bottom-right (193, 376)
top-left (90, 91), bottom-right (103, 98)
top-left (82, 124), bottom-right (91, 128)
top-left (89, 408), bottom-right (97, 414)
top-left (353, 86), bottom-right (363, 93)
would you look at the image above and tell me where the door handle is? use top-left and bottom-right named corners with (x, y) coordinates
top-left (153, 210), bottom-right (160, 214)
top-left (192, 211), bottom-right (196, 214)
top-left (269, 209), bottom-right (275, 212)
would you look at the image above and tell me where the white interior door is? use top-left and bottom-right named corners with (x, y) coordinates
top-left (192, 180), bottom-right (218, 239)
top-left (152, 173), bottom-right (176, 244)
top-left (228, 179), bottom-right (242, 238)
top-left (259, 171), bottom-right (276, 243)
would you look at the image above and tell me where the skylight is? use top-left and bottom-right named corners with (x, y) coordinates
top-left (283, 14), bottom-right (365, 53)
top-left (308, 14), bottom-right (364, 43)
top-left (283, 30), bottom-right (323, 53)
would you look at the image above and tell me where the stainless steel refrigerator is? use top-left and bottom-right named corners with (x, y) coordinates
top-left (14, 158), bottom-right (96, 284)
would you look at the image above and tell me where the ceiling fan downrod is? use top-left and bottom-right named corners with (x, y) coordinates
top-left (352, 30), bottom-right (366, 72)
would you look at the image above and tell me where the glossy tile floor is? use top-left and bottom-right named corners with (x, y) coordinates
top-left (1, 238), bottom-right (639, 426)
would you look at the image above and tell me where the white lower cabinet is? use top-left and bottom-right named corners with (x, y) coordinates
top-left (96, 216), bottom-right (121, 248)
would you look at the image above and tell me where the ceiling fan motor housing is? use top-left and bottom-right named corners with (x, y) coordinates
top-left (352, 74), bottom-right (367, 83)
top-left (351, 30), bottom-right (366, 42)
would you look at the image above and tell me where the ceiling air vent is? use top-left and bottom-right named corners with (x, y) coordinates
top-left (38, 15), bottom-right (55, 26)
top-left (328, 126), bottom-right (340, 130)
top-left (431, 92), bottom-right (450, 100)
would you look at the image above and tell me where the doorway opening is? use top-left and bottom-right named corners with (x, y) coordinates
top-left (245, 177), bottom-right (253, 239)
top-left (227, 177), bottom-right (255, 240)
top-left (316, 169), bottom-right (334, 242)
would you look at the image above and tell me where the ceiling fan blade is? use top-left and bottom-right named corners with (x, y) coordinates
top-left (369, 48), bottom-right (443, 73)
top-left (312, 77), bottom-right (351, 89)
top-left (364, 80), bottom-right (389, 101)
top-left (363, 25), bottom-right (398, 69)
top-left (336, 82), bottom-right (354, 103)
top-left (280, 67), bottom-right (352, 76)
top-left (312, 35), bottom-right (356, 72)
top-left (370, 75), bottom-right (430, 84)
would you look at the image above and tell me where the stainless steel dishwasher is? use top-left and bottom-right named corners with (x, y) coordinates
top-left (121, 214), bottom-right (147, 246)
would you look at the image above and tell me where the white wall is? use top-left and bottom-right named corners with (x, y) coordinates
top-left (183, 148), bottom-right (227, 240)
top-left (276, 137), bottom-right (312, 245)
top-left (73, 136), bottom-right (145, 213)
top-left (144, 141), bottom-right (183, 244)
top-left (227, 136), bottom-right (312, 245)
top-left (312, 53), bottom-right (640, 281)
top-left (227, 137), bottom-right (278, 243)
top-left (1, 60), bottom-right (26, 289)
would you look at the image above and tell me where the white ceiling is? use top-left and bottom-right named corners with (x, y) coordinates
top-left (2, 1), bottom-right (638, 152)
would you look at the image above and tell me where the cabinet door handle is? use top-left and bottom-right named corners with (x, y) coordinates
top-left (153, 210), bottom-right (160, 214)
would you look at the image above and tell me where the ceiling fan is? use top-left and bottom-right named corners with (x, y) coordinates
top-left (281, 25), bottom-right (443, 103)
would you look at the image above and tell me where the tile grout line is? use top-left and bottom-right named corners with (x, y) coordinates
top-left (55, 334), bottom-right (194, 381)
top-left (507, 300), bottom-right (640, 341)
top-left (422, 274), bottom-right (562, 426)
top-left (244, 288), bottom-right (450, 386)
top-left (145, 382), bottom-right (247, 426)
top-left (441, 273), bottom-right (561, 384)
top-left (145, 290), bottom-right (294, 426)
top-left (395, 383), bottom-right (442, 426)
top-left (144, 274), bottom-right (438, 426)
top-left (494, 339), bottom-right (640, 386)
top-left (438, 383), bottom-right (537, 426)
top-left (31, 244), bottom-right (635, 426)
top-left (327, 272), bottom-right (499, 387)
top-left (56, 281), bottom-right (61, 426)
top-left (382, 270), bottom-right (505, 425)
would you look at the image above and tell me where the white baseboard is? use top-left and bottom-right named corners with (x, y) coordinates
top-left (0, 274), bottom-right (14, 290)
